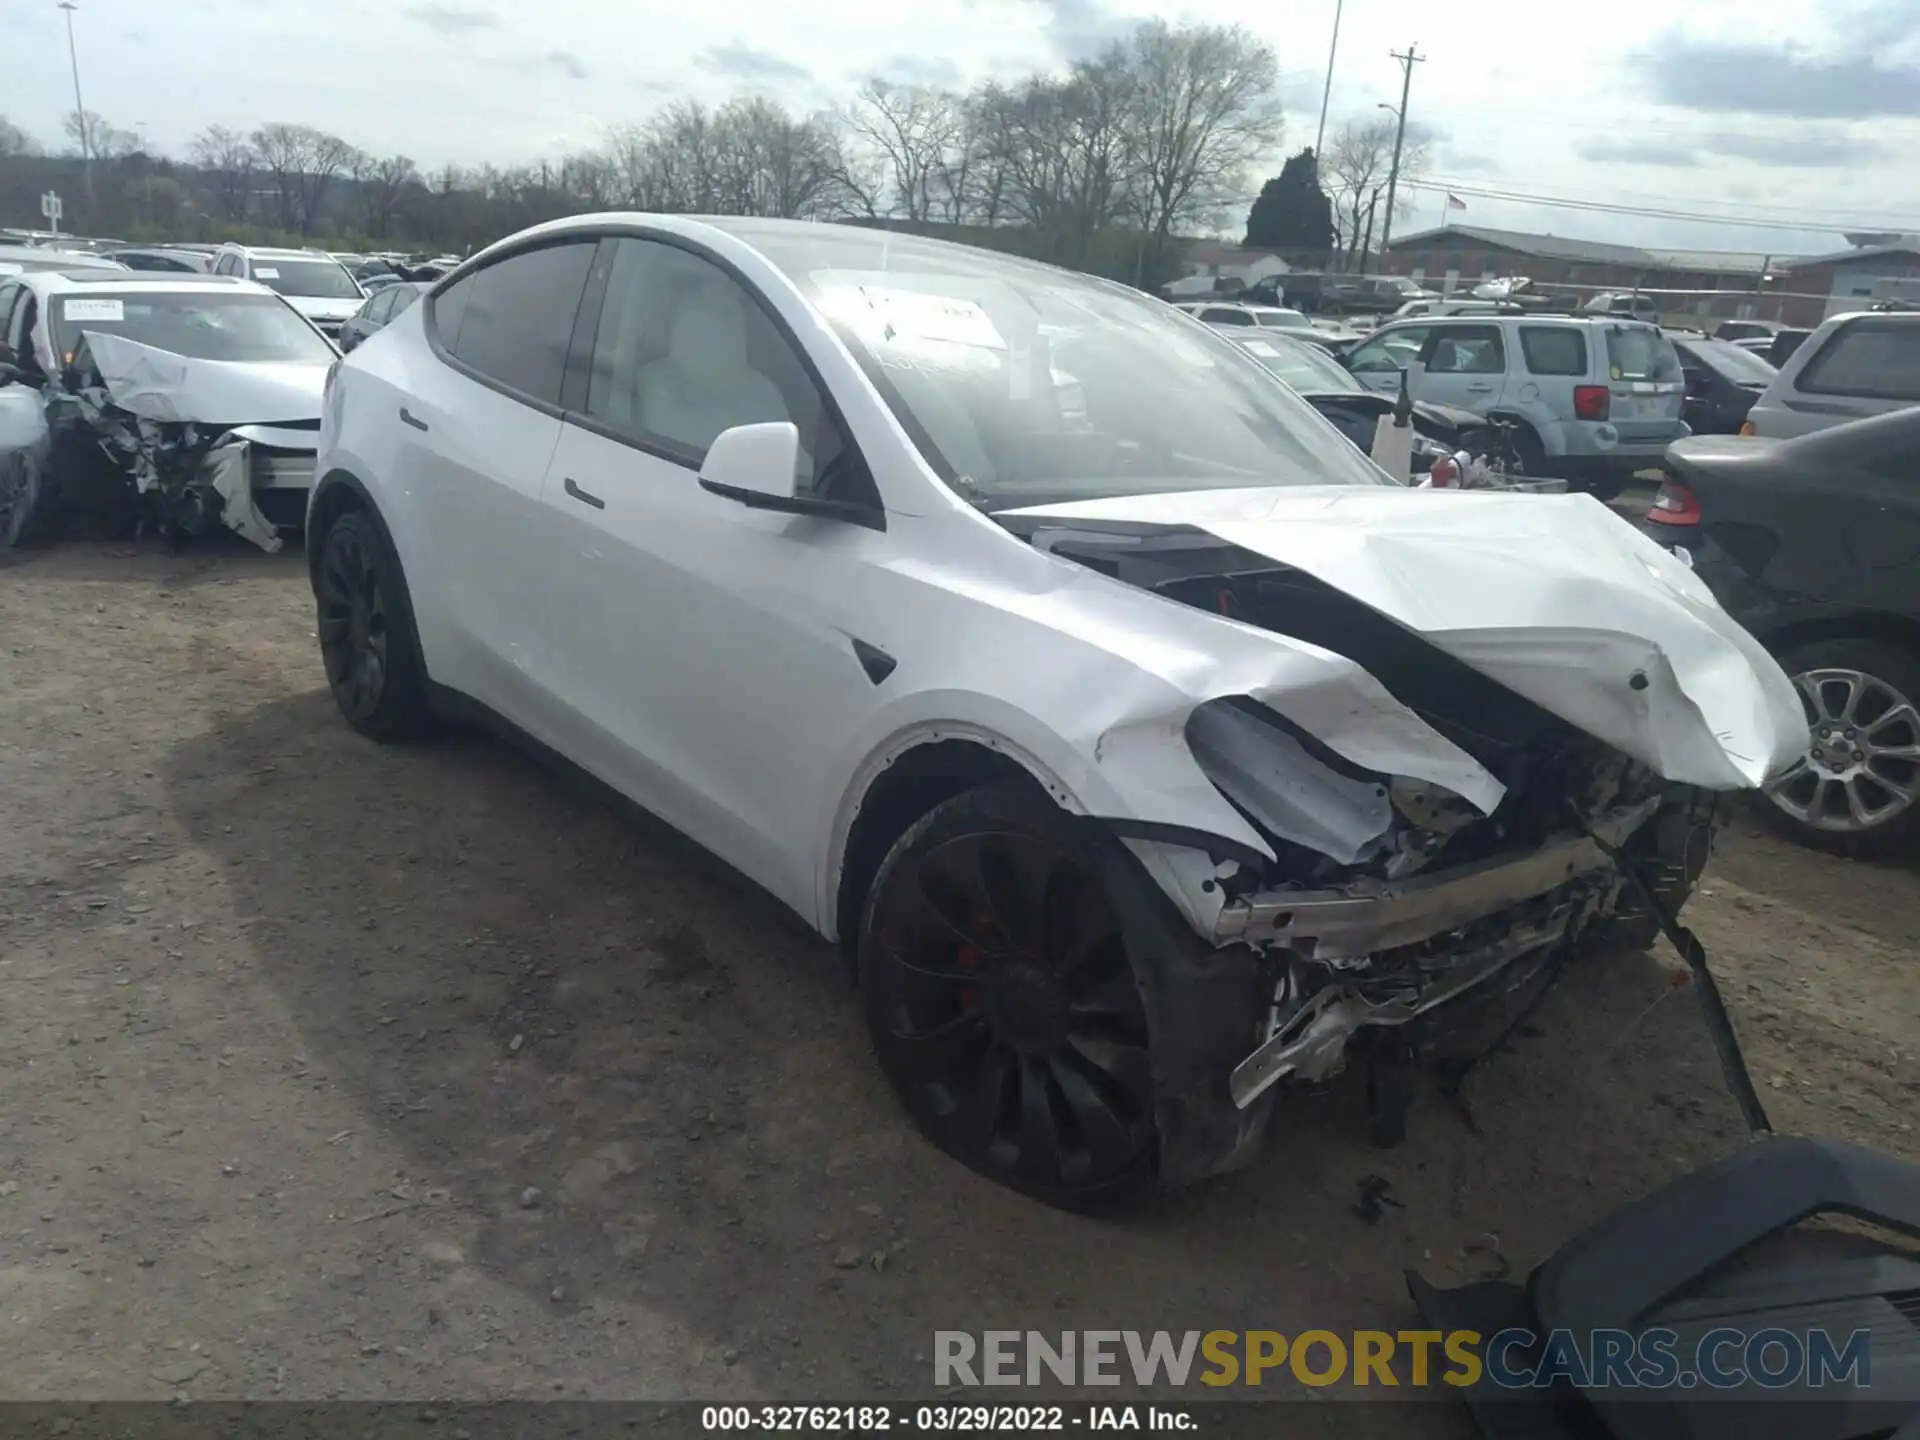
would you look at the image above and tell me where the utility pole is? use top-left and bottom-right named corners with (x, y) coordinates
top-left (58, 1), bottom-right (93, 210)
top-left (1377, 44), bottom-right (1425, 266)
top-left (1313, 0), bottom-right (1343, 157)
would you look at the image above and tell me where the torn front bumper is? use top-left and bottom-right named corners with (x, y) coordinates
top-left (1219, 797), bottom-right (1663, 1110)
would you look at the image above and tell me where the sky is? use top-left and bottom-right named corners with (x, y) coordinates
top-left (3, 0), bottom-right (1919, 257)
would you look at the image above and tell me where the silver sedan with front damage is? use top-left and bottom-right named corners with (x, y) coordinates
top-left (0, 271), bottom-right (335, 550)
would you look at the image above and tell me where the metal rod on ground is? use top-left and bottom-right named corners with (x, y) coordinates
top-left (1314, 0), bottom-right (1343, 158)
top-left (1377, 44), bottom-right (1425, 262)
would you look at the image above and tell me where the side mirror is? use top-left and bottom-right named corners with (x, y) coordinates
top-left (697, 421), bottom-right (885, 531)
top-left (698, 422), bottom-right (801, 504)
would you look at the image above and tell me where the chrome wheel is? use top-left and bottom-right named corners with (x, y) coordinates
top-left (1766, 667), bottom-right (1920, 834)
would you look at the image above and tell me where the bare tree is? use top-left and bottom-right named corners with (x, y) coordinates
top-left (292, 129), bottom-right (355, 236)
top-left (1126, 21), bottom-right (1284, 251)
top-left (1323, 114), bottom-right (1430, 265)
top-left (839, 80), bottom-right (963, 222)
top-left (63, 109), bottom-right (137, 160)
top-left (250, 122), bottom-right (311, 231)
top-left (190, 125), bottom-right (255, 223)
top-left (350, 151), bottom-right (418, 238)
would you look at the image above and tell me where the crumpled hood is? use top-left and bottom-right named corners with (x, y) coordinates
top-left (285, 295), bottom-right (362, 323)
top-left (78, 331), bottom-right (328, 427)
top-left (1005, 485), bottom-right (1809, 792)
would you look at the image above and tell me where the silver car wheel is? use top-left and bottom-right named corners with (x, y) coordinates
top-left (1765, 667), bottom-right (1920, 834)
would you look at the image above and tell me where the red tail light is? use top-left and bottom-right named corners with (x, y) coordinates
top-left (1645, 479), bottom-right (1701, 527)
top-left (1573, 384), bottom-right (1611, 422)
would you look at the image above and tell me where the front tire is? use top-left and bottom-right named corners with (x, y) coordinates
top-left (1760, 638), bottom-right (1920, 858)
top-left (859, 782), bottom-right (1158, 1208)
top-left (0, 450), bottom-right (50, 550)
top-left (315, 509), bottom-right (434, 741)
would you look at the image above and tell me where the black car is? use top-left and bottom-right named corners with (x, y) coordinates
top-left (1643, 406), bottom-right (1920, 856)
top-left (103, 247), bottom-right (209, 274)
top-left (1317, 274), bottom-right (1439, 316)
top-left (336, 281), bottom-right (429, 353)
top-left (1669, 334), bottom-right (1776, 435)
top-left (1765, 327), bottom-right (1814, 367)
top-left (1227, 330), bottom-right (1484, 476)
top-left (1715, 319), bottom-right (1779, 343)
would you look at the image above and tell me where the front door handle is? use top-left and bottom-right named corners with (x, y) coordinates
top-left (563, 477), bottom-right (605, 510)
top-left (399, 406), bottom-right (429, 432)
top-left (1467, 382), bottom-right (1494, 392)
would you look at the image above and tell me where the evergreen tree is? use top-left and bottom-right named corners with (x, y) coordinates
top-left (1244, 148), bottom-right (1335, 253)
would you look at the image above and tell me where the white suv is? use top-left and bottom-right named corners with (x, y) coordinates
top-left (210, 244), bottom-right (363, 339)
top-left (1743, 311), bottom-right (1920, 438)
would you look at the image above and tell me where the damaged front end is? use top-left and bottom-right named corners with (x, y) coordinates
top-left (35, 331), bottom-right (317, 552)
top-left (1000, 496), bottom-right (1801, 1166)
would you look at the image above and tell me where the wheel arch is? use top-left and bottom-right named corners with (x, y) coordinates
top-left (306, 467), bottom-right (381, 593)
top-left (1754, 609), bottom-right (1920, 663)
top-left (825, 725), bottom-right (1088, 953)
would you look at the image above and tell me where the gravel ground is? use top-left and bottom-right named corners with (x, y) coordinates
top-left (1, 536), bottom-right (1914, 1428)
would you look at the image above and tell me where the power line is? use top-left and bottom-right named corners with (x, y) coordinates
top-left (1399, 177), bottom-right (1920, 234)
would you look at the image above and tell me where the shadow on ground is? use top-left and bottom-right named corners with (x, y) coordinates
top-left (160, 689), bottom-right (1753, 1407)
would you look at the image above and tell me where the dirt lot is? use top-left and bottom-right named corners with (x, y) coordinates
top-left (2, 537), bottom-right (1916, 1424)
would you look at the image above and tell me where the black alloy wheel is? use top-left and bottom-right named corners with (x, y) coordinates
top-left (315, 510), bottom-right (431, 740)
top-left (861, 784), bottom-right (1157, 1206)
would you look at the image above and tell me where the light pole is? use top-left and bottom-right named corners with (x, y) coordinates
top-left (58, 1), bottom-right (93, 209)
top-left (1313, 0), bottom-right (1343, 158)
top-left (1376, 45), bottom-right (1425, 266)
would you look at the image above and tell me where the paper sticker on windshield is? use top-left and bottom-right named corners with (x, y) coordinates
top-left (1241, 339), bottom-right (1279, 357)
top-left (821, 281), bottom-right (1006, 351)
top-left (62, 298), bottom-right (124, 322)
top-left (254, 267), bottom-right (280, 279)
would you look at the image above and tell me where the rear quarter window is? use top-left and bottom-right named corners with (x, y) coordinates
top-left (1797, 322), bottom-right (1920, 403)
top-left (1605, 327), bottom-right (1681, 382)
top-left (1520, 327), bottom-right (1587, 376)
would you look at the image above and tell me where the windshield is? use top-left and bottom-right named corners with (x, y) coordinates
top-left (1233, 333), bottom-right (1361, 393)
top-left (51, 290), bottom-right (338, 364)
top-left (251, 257), bottom-right (362, 300)
top-left (1606, 326), bottom-right (1682, 383)
top-left (734, 224), bottom-right (1393, 507)
top-left (1693, 337), bottom-right (1777, 384)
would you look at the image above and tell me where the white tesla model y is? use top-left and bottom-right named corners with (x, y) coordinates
top-left (310, 215), bottom-right (1806, 1207)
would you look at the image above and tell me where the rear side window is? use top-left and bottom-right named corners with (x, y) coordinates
top-left (1427, 325), bottom-right (1505, 374)
top-left (1798, 322), bottom-right (1920, 402)
top-left (1520, 327), bottom-right (1586, 376)
top-left (1606, 327), bottom-right (1681, 382)
top-left (390, 286), bottom-right (421, 318)
top-left (444, 242), bottom-right (596, 406)
top-left (1202, 308), bottom-right (1254, 326)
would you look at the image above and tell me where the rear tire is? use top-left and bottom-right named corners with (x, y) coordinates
top-left (314, 509), bottom-right (434, 742)
top-left (1758, 638), bottom-right (1920, 859)
top-left (858, 781), bottom-right (1159, 1209)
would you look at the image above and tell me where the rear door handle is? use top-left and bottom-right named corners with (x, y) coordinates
top-left (563, 477), bottom-right (605, 510)
top-left (399, 407), bottom-right (429, 432)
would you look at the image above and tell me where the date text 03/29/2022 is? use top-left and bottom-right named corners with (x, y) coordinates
top-left (701, 1406), bottom-right (1192, 1431)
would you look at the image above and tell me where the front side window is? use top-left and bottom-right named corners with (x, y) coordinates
top-left (729, 221), bottom-right (1395, 509)
top-left (1348, 325), bottom-right (1429, 373)
top-left (581, 237), bottom-right (854, 498)
top-left (389, 286), bottom-right (422, 318)
top-left (445, 242), bottom-right (595, 406)
top-left (1798, 323), bottom-right (1920, 402)
top-left (1427, 325), bottom-right (1505, 374)
top-left (48, 290), bottom-right (339, 364)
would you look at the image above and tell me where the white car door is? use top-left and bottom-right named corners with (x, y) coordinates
top-left (1344, 323), bottom-right (1431, 394)
top-left (382, 239), bottom-right (597, 724)
top-left (534, 234), bottom-right (893, 913)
